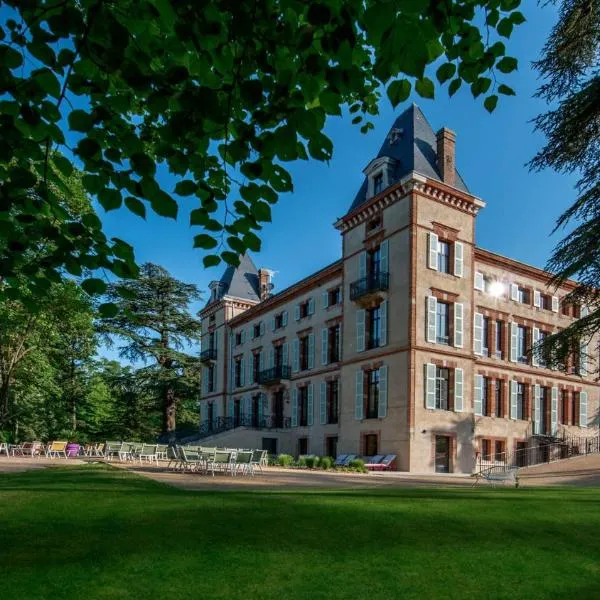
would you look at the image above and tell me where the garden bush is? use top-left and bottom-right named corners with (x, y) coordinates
top-left (320, 456), bottom-right (333, 470)
top-left (296, 456), bottom-right (307, 467)
top-left (304, 456), bottom-right (319, 469)
top-left (277, 454), bottom-right (294, 467)
top-left (348, 458), bottom-right (367, 473)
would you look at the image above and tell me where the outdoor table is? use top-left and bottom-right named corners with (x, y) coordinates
top-left (0, 442), bottom-right (9, 457)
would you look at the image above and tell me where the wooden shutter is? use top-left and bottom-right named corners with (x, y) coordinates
top-left (510, 322), bottom-right (518, 362)
top-left (533, 290), bottom-right (541, 308)
top-left (308, 297), bottom-right (315, 315)
top-left (240, 356), bottom-right (245, 386)
top-left (308, 333), bottom-right (315, 369)
top-left (454, 302), bottom-right (464, 348)
top-left (202, 368), bottom-right (208, 396)
top-left (425, 363), bottom-right (436, 409)
top-left (580, 392), bottom-right (588, 427)
top-left (322, 291), bottom-right (329, 310)
top-left (510, 380), bottom-right (518, 419)
top-left (551, 296), bottom-right (559, 312)
top-left (307, 384), bottom-right (314, 426)
top-left (532, 385), bottom-right (541, 434)
top-left (473, 374), bottom-right (483, 416)
top-left (241, 329), bottom-right (245, 344)
top-left (247, 354), bottom-right (253, 383)
top-left (271, 316), bottom-right (276, 331)
top-left (291, 389), bottom-right (298, 427)
top-left (532, 327), bottom-right (540, 367)
top-left (282, 311), bottom-right (288, 327)
top-left (380, 300), bottom-right (388, 346)
top-left (428, 232), bottom-right (439, 270)
top-left (294, 305), bottom-right (300, 321)
top-left (260, 321), bottom-right (265, 336)
top-left (426, 296), bottom-right (437, 343)
top-left (258, 393), bottom-right (264, 423)
top-left (359, 251), bottom-right (367, 279)
top-left (282, 342), bottom-right (288, 366)
top-left (321, 328), bottom-right (328, 366)
top-left (474, 271), bottom-right (484, 291)
top-left (454, 368), bottom-right (464, 412)
top-left (356, 309), bottom-right (365, 352)
top-left (454, 242), bottom-right (464, 277)
top-left (320, 381), bottom-right (327, 425)
top-left (380, 239), bottom-right (389, 275)
top-left (355, 370), bottom-right (364, 420)
top-left (551, 387), bottom-right (558, 435)
top-left (269, 347), bottom-right (274, 369)
top-left (378, 365), bottom-right (388, 418)
top-left (579, 341), bottom-right (587, 376)
top-left (259, 351), bottom-right (264, 372)
top-left (510, 283), bottom-right (519, 301)
top-left (473, 312), bottom-right (483, 355)
top-left (292, 338), bottom-right (299, 372)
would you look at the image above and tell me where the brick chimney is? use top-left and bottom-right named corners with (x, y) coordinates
top-left (258, 268), bottom-right (274, 301)
top-left (436, 127), bottom-right (456, 187)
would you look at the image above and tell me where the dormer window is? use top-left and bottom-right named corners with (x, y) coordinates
top-left (373, 173), bottom-right (384, 196)
top-left (363, 156), bottom-right (396, 200)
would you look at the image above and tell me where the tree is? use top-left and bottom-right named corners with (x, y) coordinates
top-left (99, 263), bottom-right (202, 438)
top-left (1, 0), bottom-right (524, 304)
top-left (530, 0), bottom-right (600, 367)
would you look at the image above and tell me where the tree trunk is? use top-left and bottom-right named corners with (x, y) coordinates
top-left (163, 386), bottom-right (177, 442)
top-left (0, 378), bottom-right (11, 428)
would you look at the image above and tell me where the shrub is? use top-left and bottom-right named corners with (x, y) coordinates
top-left (277, 454), bottom-right (294, 467)
top-left (348, 458), bottom-right (367, 473)
top-left (320, 456), bottom-right (333, 470)
top-left (304, 456), bottom-right (319, 469)
top-left (296, 456), bottom-right (307, 467)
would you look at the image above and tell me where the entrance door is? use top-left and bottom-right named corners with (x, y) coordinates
top-left (252, 396), bottom-right (260, 428)
top-left (435, 436), bottom-right (450, 473)
top-left (273, 391), bottom-right (284, 428)
top-left (326, 437), bottom-right (338, 458)
top-left (515, 441), bottom-right (528, 467)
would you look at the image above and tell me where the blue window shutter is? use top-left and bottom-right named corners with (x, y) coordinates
top-left (259, 351), bottom-right (264, 372)
top-left (292, 389), bottom-right (298, 427)
top-left (355, 370), bottom-right (364, 420)
top-left (510, 381), bottom-right (518, 419)
top-left (454, 303), bottom-right (463, 348)
top-left (428, 233), bottom-right (439, 270)
top-left (533, 384), bottom-right (541, 434)
top-left (240, 357), bottom-right (245, 386)
top-left (294, 305), bottom-right (300, 321)
top-left (380, 300), bottom-right (388, 346)
top-left (551, 387), bottom-right (558, 435)
top-left (473, 374), bottom-right (483, 416)
top-left (378, 365), bottom-right (388, 418)
top-left (426, 296), bottom-right (437, 343)
top-left (454, 368), bottom-right (464, 412)
top-left (308, 333), bottom-right (315, 369)
top-left (322, 291), bottom-right (329, 310)
top-left (580, 392), bottom-right (588, 427)
top-left (473, 312), bottom-right (483, 355)
top-left (308, 297), bottom-right (315, 315)
top-left (425, 363), bottom-right (436, 409)
top-left (307, 384), bottom-right (314, 426)
top-left (320, 381), bottom-right (327, 425)
top-left (356, 309), bottom-right (365, 352)
top-left (454, 241), bottom-right (464, 277)
top-left (269, 347), bottom-right (275, 368)
top-left (321, 328), bottom-right (328, 365)
top-left (359, 251), bottom-right (367, 280)
top-left (282, 342), bottom-right (288, 365)
top-left (271, 316), bottom-right (276, 331)
top-left (380, 239), bottom-right (389, 275)
top-left (282, 310), bottom-right (288, 327)
top-left (292, 339), bottom-right (299, 372)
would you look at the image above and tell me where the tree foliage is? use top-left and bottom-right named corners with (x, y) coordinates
top-left (1, 0), bottom-right (524, 302)
top-left (98, 263), bottom-right (202, 438)
top-left (531, 0), bottom-right (600, 367)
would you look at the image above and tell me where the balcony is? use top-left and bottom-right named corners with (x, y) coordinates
top-left (350, 272), bottom-right (389, 304)
top-left (200, 348), bottom-right (217, 363)
top-left (258, 365), bottom-right (291, 386)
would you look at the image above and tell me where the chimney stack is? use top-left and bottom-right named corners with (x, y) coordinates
top-left (436, 127), bottom-right (456, 187)
top-left (258, 268), bottom-right (274, 301)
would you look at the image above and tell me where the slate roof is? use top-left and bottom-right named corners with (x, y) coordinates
top-left (208, 253), bottom-right (261, 306)
top-left (347, 104), bottom-right (469, 214)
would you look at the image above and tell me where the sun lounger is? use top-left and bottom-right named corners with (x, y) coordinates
top-left (366, 454), bottom-right (396, 471)
top-left (46, 441), bottom-right (68, 459)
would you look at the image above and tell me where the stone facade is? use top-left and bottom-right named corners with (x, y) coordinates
top-left (198, 106), bottom-right (598, 473)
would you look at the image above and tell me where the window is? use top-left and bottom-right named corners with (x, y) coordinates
top-left (481, 377), bottom-right (490, 416)
top-left (517, 286), bottom-right (530, 304)
top-left (327, 380), bottom-right (339, 424)
top-left (516, 383), bottom-right (525, 420)
top-left (538, 330), bottom-right (548, 367)
top-left (572, 392), bottom-right (580, 425)
top-left (561, 389), bottom-right (569, 425)
top-left (367, 304), bottom-right (382, 349)
top-left (494, 440), bottom-right (506, 462)
top-left (328, 287), bottom-right (342, 306)
top-left (299, 300), bottom-right (310, 319)
top-left (483, 276), bottom-right (492, 294)
top-left (481, 439), bottom-right (492, 461)
top-left (274, 345), bottom-right (283, 368)
top-left (253, 322), bottom-right (264, 338)
top-left (517, 325), bottom-right (528, 364)
top-left (365, 369), bottom-right (380, 419)
top-left (274, 312), bottom-right (284, 330)
top-left (234, 358), bottom-right (242, 387)
top-left (207, 365), bottom-right (215, 393)
top-left (299, 336), bottom-right (309, 371)
top-left (298, 387), bottom-right (308, 427)
top-left (373, 173), bottom-right (384, 195)
top-left (364, 434), bottom-right (378, 456)
top-left (252, 353), bottom-right (260, 382)
top-left (540, 294), bottom-right (551, 311)
top-left (208, 331), bottom-right (216, 350)
top-left (482, 317), bottom-right (490, 356)
top-left (368, 246), bottom-right (381, 280)
top-left (539, 387), bottom-right (549, 434)
top-left (367, 216), bottom-right (382, 233)
top-left (325, 436), bottom-right (338, 458)
top-left (235, 332), bottom-right (242, 346)
top-left (209, 314), bottom-right (215, 324)
top-left (494, 320), bottom-right (503, 358)
top-left (436, 301), bottom-right (450, 345)
top-left (273, 390), bottom-right (284, 428)
top-left (298, 437), bottom-right (308, 456)
top-left (435, 367), bottom-right (450, 410)
top-left (328, 324), bottom-right (341, 363)
top-left (437, 240), bottom-right (450, 273)
top-left (495, 380), bottom-right (504, 418)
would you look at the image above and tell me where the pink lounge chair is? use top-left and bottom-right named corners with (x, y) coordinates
top-left (366, 454), bottom-right (397, 471)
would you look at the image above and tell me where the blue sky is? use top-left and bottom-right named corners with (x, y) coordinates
top-left (100, 3), bottom-right (572, 351)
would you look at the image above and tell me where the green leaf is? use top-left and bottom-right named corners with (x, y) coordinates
top-left (151, 192), bottom-right (178, 219)
top-left (243, 231), bottom-right (261, 252)
top-left (222, 251), bottom-right (241, 266)
top-left (130, 153), bottom-right (156, 177)
top-left (98, 188), bottom-right (122, 211)
top-left (498, 84), bottom-right (516, 96)
top-left (82, 174), bottom-right (105, 195)
top-left (34, 69), bottom-right (61, 99)
top-left (227, 236), bottom-right (245, 254)
top-left (510, 11), bottom-right (526, 25)
top-left (497, 18), bottom-right (514, 38)
top-left (448, 78), bottom-right (462, 97)
top-left (27, 41), bottom-right (56, 66)
top-left (252, 201), bottom-right (272, 223)
top-left (415, 77), bottom-right (435, 99)
top-left (81, 278), bottom-right (107, 295)
top-left (386, 79), bottom-right (411, 108)
top-left (9, 166), bottom-right (37, 189)
top-left (2, 45), bottom-right (23, 69)
top-left (53, 155), bottom-right (73, 177)
top-left (496, 57), bottom-right (518, 73)
top-left (76, 138), bottom-right (101, 159)
top-left (484, 95), bottom-right (498, 113)
top-left (174, 180), bottom-right (197, 196)
top-left (436, 63), bottom-right (456, 85)
top-left (68, 110), bottom-right (94, 133)
top-left (203, 254), bottom-right (221, 268)
top-left (193, 234), bottom-right (218, 249)
top-left (124, 196), bottom-right (146, 219)
top-left (190, 208), bottom-right (209, 226)
top-left (307, 132), bottom-right (333, 161)
top-left (98, 302), bottom-right (119, 318)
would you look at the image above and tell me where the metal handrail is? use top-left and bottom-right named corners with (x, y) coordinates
top-left (349, 271), bottom-right (389, 301)
top-left (258, 365), bottom-right (291, 385)
top-left (200, 348), bottom-right (217, 362)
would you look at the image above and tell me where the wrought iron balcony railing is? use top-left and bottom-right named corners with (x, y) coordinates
top-left (196, 414), bottom-right (292, 440)
top-left (258, 365), bottom-right (291, 385)
top-left (200, 348), bottom-right (217, 363)
top-left (349, 271), bottom-right (389, 301)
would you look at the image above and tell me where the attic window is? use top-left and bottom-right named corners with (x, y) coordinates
top-left (367, 216), bottom-right (382, 233)
top-left (373, 173), bottom-right (384, 195)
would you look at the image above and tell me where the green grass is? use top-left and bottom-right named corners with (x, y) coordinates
top-left (1, 465), bottom-right (599, 599)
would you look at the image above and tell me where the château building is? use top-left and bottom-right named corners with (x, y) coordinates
top-left (198, 105), bottom-right (598, 473)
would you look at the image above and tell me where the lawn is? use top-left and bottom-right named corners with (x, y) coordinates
top-left (0, 465), bottom-right (599, 600)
